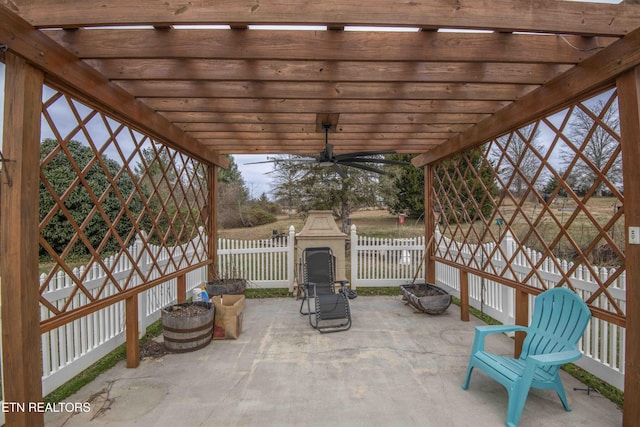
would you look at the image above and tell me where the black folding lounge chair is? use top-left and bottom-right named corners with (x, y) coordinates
top-left (299, 247), bottom-right (352, 333)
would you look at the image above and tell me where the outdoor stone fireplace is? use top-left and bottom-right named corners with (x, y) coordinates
top-left (296, 211), bottom-right (348, 283)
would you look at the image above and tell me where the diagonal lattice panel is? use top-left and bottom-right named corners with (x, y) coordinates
top-left (39, 86), bottom-right (210, 320)
top-left (432, 87), bottom-right (625, 320)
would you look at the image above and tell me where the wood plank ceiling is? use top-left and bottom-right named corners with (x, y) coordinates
top-left (3, 0), bottom-right (640, 163)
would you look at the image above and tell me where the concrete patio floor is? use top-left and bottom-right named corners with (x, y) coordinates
top-left (44, 296), bottom-right (622, 427)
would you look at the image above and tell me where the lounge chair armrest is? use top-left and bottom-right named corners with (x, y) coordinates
top-left (527, 349), bottom-right (582, 366)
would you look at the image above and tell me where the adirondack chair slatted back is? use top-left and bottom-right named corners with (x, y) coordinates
top-left (519, 288), bottom-right (592, 375)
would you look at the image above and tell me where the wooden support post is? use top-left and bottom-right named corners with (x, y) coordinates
top-left (125, 295), bottom-right (140, 368)
top-left (617, 66), bottom-right (640, 427)
top-left (0, 53), bottom-right (44, 427)
top-left (514, 289), bottom-right (529, 358)
top-left (459, 270), bottom-right (470, 322)
top-left (177, 273), bottom-right (187, 303)
top-left (207, 164), bottom-right (218, 281)
top-left (424, 165), bottom-right (436, 284)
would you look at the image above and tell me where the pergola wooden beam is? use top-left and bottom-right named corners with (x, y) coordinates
top-left (0, 6), bottom-right (229, 168)
top-left (46, 29), bottom-right (608, 63)
top-left (163, 112), bottom-right (488, 124)
top-left (413, 25), bottom-right (640, 167)
top-left (142, 98), bottom-right (510, 114)
top-left (0, 52), bottom-right (45, 427)
top-left (177, 123), bottom-right (472, 133)
top-left (9, 0), bottom-right (640, 36)
top-left (200, 141), bottom-right (441, 155)
top-left (193, 132), bottom-right (453, 141)
top-left (114, 81), bottom-right (538, 101)
top-left (87, 59), bottom-right (573, 84)
top-left (618, 65), bottom-right (640, 427)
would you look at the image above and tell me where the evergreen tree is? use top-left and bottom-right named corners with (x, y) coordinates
top-left (543, 176), bottom-right (568, 197)
top-left (134, 145), bottom-right (209, 244)
top-left (270, 155), bottom-right (381, 221)
top-left (40, 138), bottom-right (141, 258)
top-left (217, 155), bottom-right (251, 228)
top-left (218, 155), bottom-right (246, 186)
top-left (382, 154), bottom-right (425, 218)
top-left (435, 148), bottom-right (498, 224)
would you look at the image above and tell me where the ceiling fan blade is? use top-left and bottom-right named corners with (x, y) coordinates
top-left (243, 159), bottom-right (277, 165)
top-left (339, 161), bottom-right (387, 175)
top-left (334, 150), bottom-right (396, 161)
top-left (332, 163), bottom-right (348, 179)
top-left (286, 158), bottom-right (319, 163)
top-left (340, 157), bottom-right (410, 166)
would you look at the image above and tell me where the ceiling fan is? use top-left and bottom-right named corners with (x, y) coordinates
top-left (246, 124), bottom-right (410, 178)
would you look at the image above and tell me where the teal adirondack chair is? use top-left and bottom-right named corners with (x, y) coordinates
top-left (461, 287), bottom-right (591, 427)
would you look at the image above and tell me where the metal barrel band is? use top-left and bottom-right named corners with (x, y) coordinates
top-left (162, 319), bottom-right (214, 334)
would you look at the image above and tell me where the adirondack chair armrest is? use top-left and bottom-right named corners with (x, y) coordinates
top-left (527, 348), bottom-right (582, 367)
top-left (475, 324), bottom-right (528, 337)
top-left (472, 324), bottom-right (528, 352)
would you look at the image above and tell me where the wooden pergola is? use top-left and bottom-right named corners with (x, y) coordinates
top-left (1, 1), bottom-right (640, 426)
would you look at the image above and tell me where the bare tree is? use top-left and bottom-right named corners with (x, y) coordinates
top-left (560, 99), bottom-right (621, 196)
top-left (492, 124), bottom-right (545, 197)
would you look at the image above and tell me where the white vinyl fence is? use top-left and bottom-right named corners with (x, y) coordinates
top-left (350, 225), bottom-right (426, 287)
top-left (217, 226), bottom-right (296, 289)
top-left (39, 233), bottom-right (208, 396)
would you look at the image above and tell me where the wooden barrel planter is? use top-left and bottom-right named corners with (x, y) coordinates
top-left (206, 278), bottom-right (247, 296)
top-left (400, 283), bottom-right (452, 315)
top-left (161, 302), bottom-right (215, 353)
